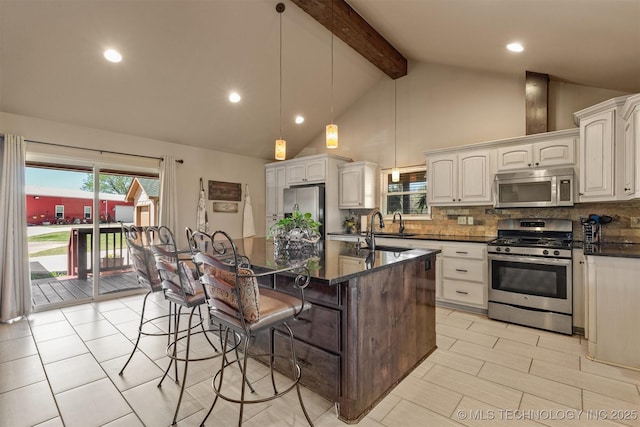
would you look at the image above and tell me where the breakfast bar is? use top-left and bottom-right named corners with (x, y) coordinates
top-left (234, 238), bottom-right (439, 423)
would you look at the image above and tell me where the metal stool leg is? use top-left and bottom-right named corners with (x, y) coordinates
top-left (119, 291), bottom-right (151, 375)
top-left (171, 305), bottom-right (198, 425)
top-left (200, 328), bottom-right (231, 427)
top-left (283, 323), bottom-right (314, 426)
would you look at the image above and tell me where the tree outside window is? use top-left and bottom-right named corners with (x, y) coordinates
top-left (381, 166), bottom-right (430, 219)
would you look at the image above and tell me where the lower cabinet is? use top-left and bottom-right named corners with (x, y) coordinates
top-left (253, 277), bottom-right (342, 402)
top-left (585, 255), bottom-right (640, 370)
top-left (439, 243), bottom-right (488, 309)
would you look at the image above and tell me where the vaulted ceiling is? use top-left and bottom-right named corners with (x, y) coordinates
top-left (1, 0), bottom-right (639, 160)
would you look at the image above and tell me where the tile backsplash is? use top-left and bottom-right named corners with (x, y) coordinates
top-left (348, 199), bottom-right (640, 243)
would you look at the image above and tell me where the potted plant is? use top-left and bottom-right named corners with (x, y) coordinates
top-left (268, 210), bottom-right (321, 258)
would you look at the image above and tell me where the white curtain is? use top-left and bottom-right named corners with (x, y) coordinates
top-left (159, 155), bottom-right (179, 233)
top-left (0, 134), bottom-right (31, 322)
top-left (242, 184), bottom-right (256, 238)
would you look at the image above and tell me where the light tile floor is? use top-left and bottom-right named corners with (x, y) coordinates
top-left (1, 294), bottom-right (640, 427)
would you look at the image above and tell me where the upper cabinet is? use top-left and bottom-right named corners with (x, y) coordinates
top-left (427, 149), bottom-right (493, 206)
top-left (338, 161), bottom-right (378, 209)
top-left (286, 158), bottom-right (327, 185)
top-left (574, 96), bottom-right (629, 202)
top-left (496, 132), bottom-right (576, 172)
top-left (622, 94), bottom-right (640, 199)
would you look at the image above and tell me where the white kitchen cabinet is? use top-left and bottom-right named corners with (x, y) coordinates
top-left (572, 248), bottom-right (586, 333)
top-left (621, 94), bottom-right (640, 198)
top-left (439, 243), bottom-right (487, 309)
top-left (286, 158), bottom-right (327, 185)
top-left (265, 165), bottom-right (286, 232)
top-left (496, 134), bottom-right (576, 171)
top-left (586, 255), bottom-right (640, 370)
top-left (427, 149), bottom-right (492, 206)
top-left (574, 96), bottom-right (629, 202)
top-left (338, 161), bottom-right (377, 209)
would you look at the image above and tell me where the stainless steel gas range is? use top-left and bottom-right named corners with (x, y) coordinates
top-left (487, 219), bottom-right (573, 335)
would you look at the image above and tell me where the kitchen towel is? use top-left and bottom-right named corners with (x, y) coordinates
top-left (196, 178), bottom-right (209, 233)
top-left (243, 184), bottom-right (256, 238)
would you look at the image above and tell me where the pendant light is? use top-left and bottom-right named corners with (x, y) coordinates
top-left (275, 3), bottom-right (286, 160)
top-left (326, 0), bottom-right (338, 149)
top-left (392, 80), bottom-right (400, 182)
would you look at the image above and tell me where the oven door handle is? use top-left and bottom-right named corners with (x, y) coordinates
top-left (488, 253), bottom-right (572, 266)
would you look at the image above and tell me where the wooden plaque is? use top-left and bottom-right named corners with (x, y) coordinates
top-left (208, 180), bottom-right (241, 201)
top-left (212, 202), bottom-right (238, 213)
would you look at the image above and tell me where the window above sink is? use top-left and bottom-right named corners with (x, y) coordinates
top-left (380, 165), bottom-right (431, 220)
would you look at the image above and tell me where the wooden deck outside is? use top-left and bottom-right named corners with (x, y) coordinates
top-left (31, 270), bottom-right (142, 306)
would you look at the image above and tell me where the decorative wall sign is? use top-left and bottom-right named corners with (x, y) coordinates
top-left (208, 180), bottom-right (242, 201)
top-left (212, 202), bottom-right (239, 213)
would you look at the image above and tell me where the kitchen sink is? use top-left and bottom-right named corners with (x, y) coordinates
top-left (374, 245), bottom-right (412, 252)
top-left (373, 232), bottom-right (417, 237)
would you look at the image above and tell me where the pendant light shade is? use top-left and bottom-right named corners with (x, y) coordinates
top-left (275, 139), bottom-right (286, 160)
top-left (392, 168), bottom-right (400, 182)
top-left (274, 3), bottom-right (286, 160)
top-left (392, 80), bottom-right (400, 182)
top-left (326, 124), bottom-right (338, 149)
top-left (326, 0), bottom-right (338, 149)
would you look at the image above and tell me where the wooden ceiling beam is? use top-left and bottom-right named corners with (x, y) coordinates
top-left (290, 0), bottom-right (407, 79)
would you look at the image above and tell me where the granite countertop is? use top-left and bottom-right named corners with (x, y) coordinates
top-left (234, 238), bottom-right (439, 285)
top-left (327, 232), bottom-right (495, 244)
top-left (582, 242), bottom-right (640, 258)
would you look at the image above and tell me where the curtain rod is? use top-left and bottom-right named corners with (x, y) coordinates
top-left (22, 138), bottom-right (184, 163)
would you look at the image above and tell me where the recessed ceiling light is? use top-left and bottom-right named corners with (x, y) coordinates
top-left (506, 42), bottom-right (524, 53)
top-left (229, 92), bottom-right (241, 103)
top-left (103, 49), bottom-right (122, 63)
top-left (295, 115), bottom-right (305, 124)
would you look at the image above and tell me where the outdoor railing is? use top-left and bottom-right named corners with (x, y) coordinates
top-left (68, 226), bottom-right (132, 280)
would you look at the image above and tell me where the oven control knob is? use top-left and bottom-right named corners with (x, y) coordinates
top-left (543, 250), bottom-right (549, 255)
top-left (496, 247), bottom-right (501, 252)
top-left (554, 250), bottom-right (560, 256)
top-left (505, 247), bottom-right (510, 253)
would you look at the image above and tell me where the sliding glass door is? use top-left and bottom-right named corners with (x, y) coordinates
top-left (26, 163), bottom-right (159, 310)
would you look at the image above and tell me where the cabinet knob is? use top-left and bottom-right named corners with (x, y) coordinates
top-left (528, 163), bottom-right (532, 167)
top-left (535, 162), bottom-right (539, 166)
top-left (458, 198), bottom-right (461, 201)
top-left (579, 192), bottom-right (584, 196)
top-left (452, 198), bottom-right (456, 201)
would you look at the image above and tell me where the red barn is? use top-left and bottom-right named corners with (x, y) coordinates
top-left (26, 186), bottom-right (134, 225)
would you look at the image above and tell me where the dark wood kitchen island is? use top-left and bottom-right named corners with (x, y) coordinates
top-left (235, 238), bottom-right (439, 423)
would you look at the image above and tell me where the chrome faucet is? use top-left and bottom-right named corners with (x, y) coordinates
top-left (365, 209), bottom-right (385, 251)
top-left (392, 211), bottom-right (405, 234)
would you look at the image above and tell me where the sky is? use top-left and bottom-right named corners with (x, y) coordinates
top-left (26, 168), bottom-right (89, 190)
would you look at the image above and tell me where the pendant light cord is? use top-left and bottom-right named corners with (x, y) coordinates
top-left (394, 80), bottom-right (397, 168)
top-left (330, 0), bottom-right (334, 123)
top-left (279, 10), bottom-right (283, 139)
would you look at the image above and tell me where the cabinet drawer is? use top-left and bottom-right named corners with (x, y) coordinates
top-left (442, 245), bottom-right (485, 259)
top-left (442, 280), bottom-right (486, 307)
top-left (442, 259), bottom-right (484, 283)
top-left (275, 276), bottom-right (340, 306)
top-left (278, 304), bottom-right (341, 353)
top-left (273, 333), bottom-right (340, 401)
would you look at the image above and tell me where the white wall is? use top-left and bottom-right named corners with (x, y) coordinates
top-left (302, 61), bottom-right (632, 171)
top-left (1, 112), bottom-right (269, 243)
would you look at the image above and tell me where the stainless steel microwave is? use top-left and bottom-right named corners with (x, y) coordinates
top-left (493, 168), bottom-right (574, 208)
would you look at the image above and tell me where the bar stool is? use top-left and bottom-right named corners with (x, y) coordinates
top-left (150, 225), bottom-right (222, 426)
top-left (118, 224), bottom-right (171, 376)
top-left (192, 230), bottom-right (314, 426)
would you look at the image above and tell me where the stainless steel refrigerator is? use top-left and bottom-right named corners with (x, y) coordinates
top-left (283, 185), bottom-right (325, 239)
